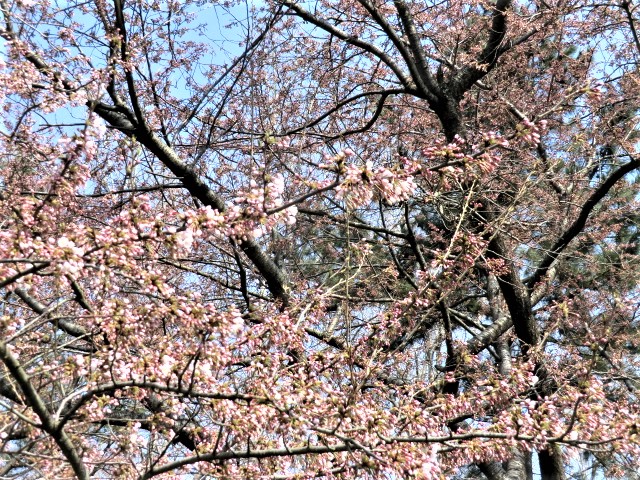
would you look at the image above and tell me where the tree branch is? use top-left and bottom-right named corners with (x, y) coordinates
top-left (527, 157), bottom-right (640, 290)
top-left (0, 341), bottom-right (89, 480)
top-left (280, 1), bottom-right (415, 91)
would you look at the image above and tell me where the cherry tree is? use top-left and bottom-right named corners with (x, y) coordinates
top-left (1, 0), bottom-right (640, 478)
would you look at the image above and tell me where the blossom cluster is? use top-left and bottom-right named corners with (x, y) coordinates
top-left (516, 119), bottom-right (548, 145)
top-left (335, 159), bottom-right (417, 207)
top-left (320, 149), bottom-right (418, 208)
top-left (228, 172), bottom-right (298, 240)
